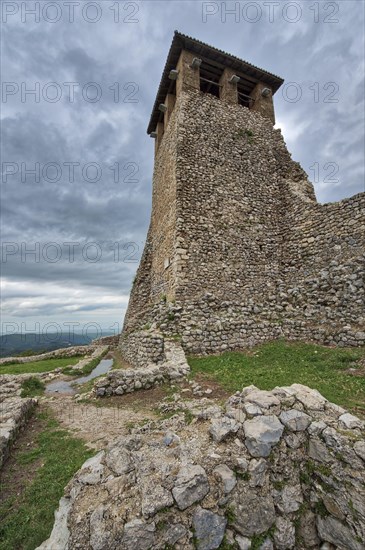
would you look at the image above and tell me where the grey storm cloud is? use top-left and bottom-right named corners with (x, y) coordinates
top-left (1, 0), bottom-right (364, 329)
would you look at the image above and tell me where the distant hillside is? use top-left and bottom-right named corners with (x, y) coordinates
top-left (0, 331), bottom-right (115, 358)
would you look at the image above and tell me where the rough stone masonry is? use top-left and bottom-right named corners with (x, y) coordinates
top-left (120, 31), bottom-right (364, 367)
top-left (37, 384), bottom-right (365, 550)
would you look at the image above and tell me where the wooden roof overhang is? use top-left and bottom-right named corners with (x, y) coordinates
top-left (147, 31), bottom-right (284, 134)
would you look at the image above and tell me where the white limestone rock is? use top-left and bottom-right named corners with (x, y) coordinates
top-left (273, 517), bottom-right (295, 549)
top-left (172, 465), bottom-right (209, 510)
top-left (213, 464), bottom-right (237, 494)
top-left (209, 416), bottom-right (240, 443)
top-left (244, 389), bottom-right (280, 410)
top-left (339, 412), bottom-right (364, 430)
top-left (279, 409), bottom-right (311, 431)
top-left (243, 415), bottom-right (284, 457)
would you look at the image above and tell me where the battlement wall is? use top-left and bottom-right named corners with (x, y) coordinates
top-left (279, 191), bottom-right (365, 345)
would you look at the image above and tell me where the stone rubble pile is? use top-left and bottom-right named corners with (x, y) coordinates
top-left (92, 335), bottom-right (120, 347)
top-left (0, 373), bottom-right (33, 398)
top-left (38, 384), bottom-right (365, 550)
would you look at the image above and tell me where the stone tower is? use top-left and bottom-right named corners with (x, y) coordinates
top-left (120, 31), bottom-right (365, 367)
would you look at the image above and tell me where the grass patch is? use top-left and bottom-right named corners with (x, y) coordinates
top-left (188, 340), bottom-right (365, 414)
top-left (110, 349), bottom-right (131, 370)
top-left (225, 504), bottom-right (236, 523)
top-left (251, 525), bottom-right (276, 550)
top-left (0, 409), bottom-right (93, 550)
top-left (0, 356), bottom-right (84, 375)
top-left (314, 499), bottom-right (328, 518)
top-left (20, 377), bottom-right (45, 398)
top-left (236, 471), bottom-right (250, 481)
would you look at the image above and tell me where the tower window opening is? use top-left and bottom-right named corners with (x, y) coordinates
top-left (200, 76), bottom-right (221, 98)
top-left (237, 79), bottom-right (255, 109)
top-left (199, 63), bottom-right (222, 98)
top-left (238, 91), bottom-right (255, 109)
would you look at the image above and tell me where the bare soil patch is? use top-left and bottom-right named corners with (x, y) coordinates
top-left (346, 357), bottom-right (365, 378)
top-left (44, 390), bottom-right (161, 449)
top-left (43, 375), bottom-right (228, 449)
top-left (183, 374), bottom-right (230, 400)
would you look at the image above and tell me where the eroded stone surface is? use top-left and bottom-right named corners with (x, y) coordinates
top-left (317, 515), bottom-right (363, 550)
top-left (279, 409), bottom-right (311, 431)
top-left (172, 465), bottom-right (209, 510)
top-left (339, 413), bottom-right (364, 430)
top-left (244, 390), bottom-right (280, 410)
top-left (213, 464), bottom-right (237, 494)
top-left (209, 416), bottom-right (240, 443)
top-left (354, 440), bottom-right (365, 461)
top-left (193, 507), bottom-right (227, 550)
top-left (37, 384), bottom-right (365, 550)
top-left (273, 517), bottom-right (295, 550)
top-left (232, 490), bottom-right (276, 537)
top-left (244, 415), bottom-right (284, 457)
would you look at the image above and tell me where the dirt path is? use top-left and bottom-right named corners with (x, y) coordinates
top-left (1, 371), bottom-right (227, 500)
top-left (43, 388), bottom-right (165, 450)
top-left (43, 374), bottom-right (229, 449)
top-left (0, 388), bottom-right (164, 523)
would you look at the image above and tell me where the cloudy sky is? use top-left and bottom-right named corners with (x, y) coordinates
top-left (1, 0), bottom-right (364, 337)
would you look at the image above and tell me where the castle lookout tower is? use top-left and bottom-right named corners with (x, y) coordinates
top-left (119, 32), bottom-right (365, 368)
top-left (148, 31), bottom-right (284, 152)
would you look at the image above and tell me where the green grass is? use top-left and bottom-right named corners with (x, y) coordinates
top-left (110, 349), bottom-right (131, 370)
top-left (20, 377), bottom-right (45, 397)
top-left (0, 356), bottom-right (84, 375)
top-left (0, 410), bottom-right (93, 550)
top-left (188, 340), bottom-right (365, 414)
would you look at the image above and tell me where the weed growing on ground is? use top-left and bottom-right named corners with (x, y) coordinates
top-left (20, 377), bottom-right (45, 397)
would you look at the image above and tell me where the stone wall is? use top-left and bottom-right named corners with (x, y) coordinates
top-left (94, 341), bottom-right (189, 396)
top-left (280, 192), bottom-right (365, 345)
top-left (0, 345), bottom-right (98, 366)
top-left (0, 374), bottom-right (38, 469)
top-left (120, 87), bottom-right (365, 364)
top-left (119, 330), bottom-right (165, 368)
top-left (92, 335), bottom-right (120, 347)
top-left (37, 384), bottom-right (365, 550)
